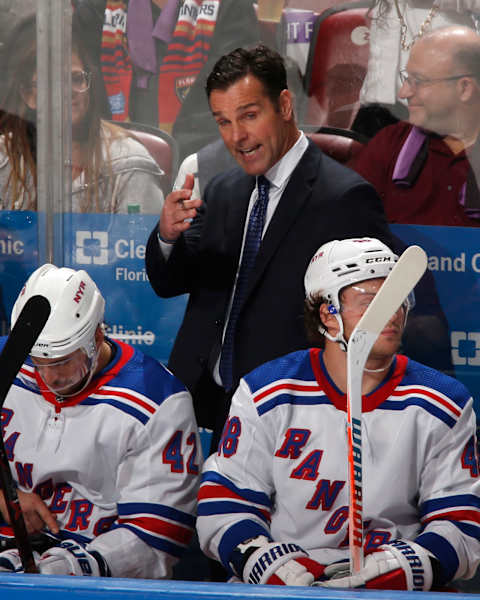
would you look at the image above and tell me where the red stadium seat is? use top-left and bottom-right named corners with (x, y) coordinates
top-left (303, 1), bottom-right (372, 130)
top-left (110, 121), bottom-right (179, 196)
top-left (306, 127), bottom-right (366, 166)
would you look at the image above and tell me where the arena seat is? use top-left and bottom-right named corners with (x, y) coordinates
top-left (306, 126), bottom-right (367, 166)
top-left (110, 121), bottom-right (179, 196)
top-left (303, 1), bottom-right (372, 130)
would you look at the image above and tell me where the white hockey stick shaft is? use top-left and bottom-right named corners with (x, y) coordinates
top-left (346, 245), bottom-right (428, 574)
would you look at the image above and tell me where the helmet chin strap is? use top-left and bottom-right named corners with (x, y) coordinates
top-left (364, 356), bottom-right (395, 373)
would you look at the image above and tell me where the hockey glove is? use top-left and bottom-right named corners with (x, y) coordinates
top-left (39, 539), bottom-right (111, 577)
top-left (316, 539), bottom-right (433, 591)
top-left (0, 548), bottom-right (39, 572)
top-left (229, 535), bottom-right (325, 585)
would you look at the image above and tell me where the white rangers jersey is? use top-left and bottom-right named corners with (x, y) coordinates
top-left (197, 349), bottom-right (480, 583)
top-left (0, 337), bottom-right (202, 578)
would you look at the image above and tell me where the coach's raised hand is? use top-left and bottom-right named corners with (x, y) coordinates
top-left (158, 173), bottom-right (202, 243)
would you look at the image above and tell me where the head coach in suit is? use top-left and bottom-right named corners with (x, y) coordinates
top-left (145, 44), bottom-right (392, 447)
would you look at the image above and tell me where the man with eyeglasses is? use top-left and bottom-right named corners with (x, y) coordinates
top-left (197, 237), bottom-right (480, 590)
top-left (353, 25), bottom-right (480, 227)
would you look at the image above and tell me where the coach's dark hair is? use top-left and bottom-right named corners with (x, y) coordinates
top-left (206, 44), bottom-right (288, 106)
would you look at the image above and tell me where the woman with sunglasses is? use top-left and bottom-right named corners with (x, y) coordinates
top-left (0, 14), bottom-right (165, 213)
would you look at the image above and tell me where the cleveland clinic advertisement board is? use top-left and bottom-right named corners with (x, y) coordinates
top-left (1, 212), bottom-right (480, 423)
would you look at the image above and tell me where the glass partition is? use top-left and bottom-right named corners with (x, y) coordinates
top-left (0, 0), bottom-right (479, 587)
top-left (1, 5), bottom-right (479, 418)
top-left (1, 0), bottom-right (478, 403)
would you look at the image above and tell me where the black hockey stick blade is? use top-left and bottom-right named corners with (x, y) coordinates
top-left (0, 294), bottom-right (51, 407)
top-left (0, 294), bottom-right (50, 573)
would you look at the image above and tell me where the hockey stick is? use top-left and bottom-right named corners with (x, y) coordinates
top-left (346, 245), bottom-right (428, 574)
top-left (0, 294), bottom-right (51, 573)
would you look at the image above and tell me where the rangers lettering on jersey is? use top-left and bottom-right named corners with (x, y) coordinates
top-left (196, 349), bottom-right (480, 585)
top-left (0, 337), bottom-right (201, 578)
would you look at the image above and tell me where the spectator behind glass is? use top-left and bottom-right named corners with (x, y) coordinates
top-left (353, 0), bottom-right (480, 137)
top-left (353, 26), bottom-right (480, 227)
top-left (98, 0), bottom-right (260, 161)
top-left (0, 14), bottom-right (165, 213)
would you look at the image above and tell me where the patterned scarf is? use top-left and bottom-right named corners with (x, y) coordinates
top-left (101, 1), bottom-right (132, 120)
top-left (100, 0), bottom-right (221, 127)
top-left (157, 0), bottom-right (221, 131)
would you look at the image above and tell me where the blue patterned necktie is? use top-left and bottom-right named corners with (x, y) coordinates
top-left (219, 175), bottom-right (270, 390)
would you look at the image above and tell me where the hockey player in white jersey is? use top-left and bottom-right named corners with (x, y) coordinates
top-left (196, 237), bottom-right (480, 590)
top-left (0, 264), bottom-right (201, 578)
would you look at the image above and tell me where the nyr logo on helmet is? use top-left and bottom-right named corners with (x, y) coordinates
top-left (310, 251), bottom-right (324, 264)
top-left (73, 281), bottom-right (86, 304)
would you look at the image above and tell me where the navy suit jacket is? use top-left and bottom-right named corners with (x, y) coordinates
top-left (145, 140), bottom-right (392, 426)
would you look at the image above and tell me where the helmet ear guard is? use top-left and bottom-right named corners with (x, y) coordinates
top-left (318, 302), bottom-right (347, 351)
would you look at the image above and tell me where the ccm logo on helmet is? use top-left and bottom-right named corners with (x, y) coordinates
top-left (365, 257), bottom-right (393, 263)
top-left (73, 281), bottom-right (86, 304)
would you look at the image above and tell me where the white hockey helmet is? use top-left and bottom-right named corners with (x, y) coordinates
top-left (305, 238), bottom-right (398, 306)
top-left (304, 238), bottom-right (400, 348)
top-left (11, 264), bottom-right (105, 360)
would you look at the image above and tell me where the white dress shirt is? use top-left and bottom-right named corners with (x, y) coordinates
top-left (157, 131), bottom-right (309, 385)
